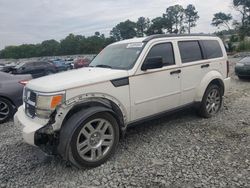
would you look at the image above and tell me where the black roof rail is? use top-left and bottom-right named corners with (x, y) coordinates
top-left (142, 34), bottom-right (216, 42)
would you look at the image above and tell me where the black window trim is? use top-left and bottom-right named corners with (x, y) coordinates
top-left (178, 40), bottom-right (205, 64)
top-left (143, 42), bottom-right (176, 68)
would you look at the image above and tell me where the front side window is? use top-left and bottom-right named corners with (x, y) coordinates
top-left (90, 42), bottom-right (145, 70)
top-left (146, 43), bottom-right (175, 66)
top-left (178, 41), bottom-right (203, 63)
top-left (203, 40), bottom-right (223, 59)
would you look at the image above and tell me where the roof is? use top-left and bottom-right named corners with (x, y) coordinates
top-left (111, 34), bottom-right (217, 46)
top-left (143, 34), bottom-right (216, 42)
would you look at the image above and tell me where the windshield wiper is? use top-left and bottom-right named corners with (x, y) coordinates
top-left (95, 64), bottom-right (113, 69)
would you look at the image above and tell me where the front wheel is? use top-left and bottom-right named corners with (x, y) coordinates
top-left (66, 112), bottom-right (119, 168)
top-left (198, 85), bottom-right (222, 118)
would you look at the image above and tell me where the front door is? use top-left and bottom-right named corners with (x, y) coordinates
top-left (129, 42), bottom-right (181, 122)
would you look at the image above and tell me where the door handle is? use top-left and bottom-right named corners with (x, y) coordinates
top-left (170, 70), bottom-right (181, 75)
top-left (201, 64), bottom-right (210, 68)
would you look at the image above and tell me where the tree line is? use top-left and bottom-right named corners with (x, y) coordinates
top-left (0, 33), bottom-right (116, 59)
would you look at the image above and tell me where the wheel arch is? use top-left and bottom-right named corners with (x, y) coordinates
top-left (61, 99), bottom-right (125, 130)
top-left (195, 71), bottom-right (225, 102)
top-left (54, 93), bottom-right (128, 134)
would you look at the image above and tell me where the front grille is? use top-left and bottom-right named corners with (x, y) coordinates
top-left (26, 103), bottom-right (36, 117)
top-left (25, 89), bottom-right (37, 118)
top-left (29, 91), bottom-right (37, 102)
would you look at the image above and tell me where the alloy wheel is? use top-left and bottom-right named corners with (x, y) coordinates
top-left (205, 88), bottom-right (221, 115)
top-left (76, 118), bottom-right (114, 162)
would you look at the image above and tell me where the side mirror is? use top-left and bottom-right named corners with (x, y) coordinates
top-left (141, 57), bottom-right (163, 71)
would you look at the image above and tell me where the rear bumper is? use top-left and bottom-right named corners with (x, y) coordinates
top-left (14, 106), bottom-right (48, 146)
top-left (223, 77), bottom-right (231, 95)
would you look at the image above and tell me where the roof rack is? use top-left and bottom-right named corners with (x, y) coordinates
top-left (143, 34), bottom-right (216, 42)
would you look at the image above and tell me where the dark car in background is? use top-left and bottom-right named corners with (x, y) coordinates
top-left (12, 61), bottom-right (57, 78)
top-left (235, 57), bottom-right (250, 79)
top-left (74, 58), bottom-right (91, 69)
top-left (0, 62), bottom-right (16, 73)
top-left (0, 72), bottom-right (32, 123)
top-left (51, 59), bottom-right (72, 72)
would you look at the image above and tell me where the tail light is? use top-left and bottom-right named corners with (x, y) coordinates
top-left (226, 60), bottom-right (229, 78)
top-left (19, 80), bottom-right (29, 86)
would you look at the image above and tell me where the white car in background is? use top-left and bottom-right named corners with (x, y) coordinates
top-left (15, 34), bottom-right (230, 167)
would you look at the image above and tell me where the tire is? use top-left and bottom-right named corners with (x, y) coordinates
top-left (198, 84), bottom-right (222, 118)
top-left (0, 97), bottom-right (15, 124)
top-left (63, 111), bottom-right (119, 168)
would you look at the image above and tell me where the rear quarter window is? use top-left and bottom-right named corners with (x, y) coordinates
top-left (202, 40), bottom-right (223, 59)
top-left (178, 41), bottom-right (203, 63)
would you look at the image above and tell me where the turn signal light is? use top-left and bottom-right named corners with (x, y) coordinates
top-left (50, 95), bottom-right (63, 109)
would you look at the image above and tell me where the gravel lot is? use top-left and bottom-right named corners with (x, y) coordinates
top-left (0, 58), bottom-right (250, 188)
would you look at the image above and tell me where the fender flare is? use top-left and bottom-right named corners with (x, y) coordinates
top-left (195, 70), bottom-right (224, 102)
top-left (52, 93), bottom-right (128, 131)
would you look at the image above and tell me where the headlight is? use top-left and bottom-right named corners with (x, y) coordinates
top-left (36, 92), bottom-right (65, 118)
top-left (37, 94), bottom-right (64, 110)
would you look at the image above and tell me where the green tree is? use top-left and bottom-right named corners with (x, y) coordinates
top-left (233, 0), bottom-right (250, 38)
top-left (164, 5), bottom-right (185, 34)
top-left (211, 12), bottom-right (232, 30)
top-left (184, 4), bottom-right (199, 34)
top-left (60, 34), bottom-right (83, 55)
top-left (136, 17), bottom-right (150, 37)
top-left (95, 31), bottom-right (100, 36)
top-left (146, 17), bottom-right (166, 35)
top-left (110, 20), bottom-right (137, 41)
top-left (39, 40), bottom-right (60, 56)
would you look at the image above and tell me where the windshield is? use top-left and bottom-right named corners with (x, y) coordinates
top-left (90, 42), bottom-right (145, 70)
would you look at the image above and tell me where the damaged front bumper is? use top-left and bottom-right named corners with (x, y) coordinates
top-left (14, 106), bottom-right (58, 154)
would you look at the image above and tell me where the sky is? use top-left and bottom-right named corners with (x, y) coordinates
top-left (0, 0), bottom-right (238, 49)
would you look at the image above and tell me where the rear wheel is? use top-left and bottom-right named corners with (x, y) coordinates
top-left (198, 85), bottom-right (222, 118)
top-left (0, 97), bottom-right (15, 124)
top-left (65, 111), bottom-right (119, 168)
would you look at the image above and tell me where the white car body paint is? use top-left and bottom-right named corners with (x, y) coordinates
top-left (14, 35), bottom-right (231, 147)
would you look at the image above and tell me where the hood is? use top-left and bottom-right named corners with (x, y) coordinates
top-left (239, 57), bottom-right (250, 65)
top-left (26, 67), bottom-right (128, 92)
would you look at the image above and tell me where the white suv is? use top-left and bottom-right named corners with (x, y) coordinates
top-left (14, 34), bottom-right (231, 167)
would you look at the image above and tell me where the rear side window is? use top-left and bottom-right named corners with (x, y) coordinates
top-left (146, 43), bottom-right (175, 66)
top-left (178, 41), bottom-right (203, 63)
top-left (202, 40), bottom-right (223, 59)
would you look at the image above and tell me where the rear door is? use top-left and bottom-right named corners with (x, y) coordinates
top-left (178, 40), bottom-right (209, 105)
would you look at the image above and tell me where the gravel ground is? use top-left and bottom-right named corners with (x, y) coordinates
top-left (0, 58), bottom-right (250, 188)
